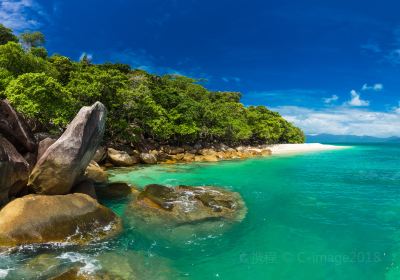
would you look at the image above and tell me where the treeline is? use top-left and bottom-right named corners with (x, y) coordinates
top-left (0, 25), bottom-right (305, 147)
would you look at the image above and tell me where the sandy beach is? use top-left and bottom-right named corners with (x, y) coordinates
top-left (267, 143), bottom-right (350, 155)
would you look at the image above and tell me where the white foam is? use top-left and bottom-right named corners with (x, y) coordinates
top-left (0, 269), bottom-right (12, 279)
top-left (57, 252), bottom-right (101, 274)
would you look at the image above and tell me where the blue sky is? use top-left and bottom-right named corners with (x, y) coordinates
top-left (1, 0), bottom-right (400, 137)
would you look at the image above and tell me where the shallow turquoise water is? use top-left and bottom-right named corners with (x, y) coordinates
top-left (2, 144), bottom-right (400, 279)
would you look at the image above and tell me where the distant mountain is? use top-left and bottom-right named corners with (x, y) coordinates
top-left (306, 134), bottom-right (400, 143)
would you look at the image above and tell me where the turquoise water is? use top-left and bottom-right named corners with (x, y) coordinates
top-left (2, 144), bottom-right (400, 279)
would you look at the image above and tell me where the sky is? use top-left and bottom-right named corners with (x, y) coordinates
top-left (1, 0), bottom-right (400, 137)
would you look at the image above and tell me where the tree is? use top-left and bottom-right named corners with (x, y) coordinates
top-left (30, 47), bottom-right (48, 59)
top-left (20, 31), bottom-right (45, 49)
top-left (5, 73), bottom-right (75, 127)
top-left (0, 24), bottom-right (18, 45)
top-left (0, 42), bottom-right (54, 77)
top-left (48, 54), bottom-right (74, 85)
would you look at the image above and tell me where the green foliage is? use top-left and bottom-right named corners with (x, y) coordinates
top-left (20, 31), bottom-right (45, 49)
top-left (0, 42), bottom-right (56, 77)
top-left (48, 55), bottom-right (74, 85)
top-left (5, 73), bottom-right (75, 127)
top-left (0, 26), bottom-right (305, 146)
top-left (0, 24), bottom-right (18, 45)
top-left (30, 47), bottom-right (48, 59)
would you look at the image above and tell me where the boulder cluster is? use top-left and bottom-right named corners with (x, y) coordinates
top-left (103, 143), bottom-right (272, 167)
top-left (0, 99), bottom-right (249, 280)
top-left (0, 100), bottom-right (121, 248)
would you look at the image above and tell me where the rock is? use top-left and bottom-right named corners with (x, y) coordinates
top-left (92, 146), bottom-right (107, 163)
top-left (29, 102), bottom-right (107, 195)
top-left (167, 147), bottom-right (184, 155)
top-left (0, 100), bottom-right (36, 153)
top-left (97, 251), bottom-right (178, 280)
top-left (49, 267), bottom-right (117, 280)
top-left (261, 149), bottom-right (272, 156)
top-left (182, 152), bottom-right (195, 162)
top-left (202, 154), bottom-right (219, 162)
top-left (0, 193), bottom-right (122, 247)
top-left (24, 253), bottom-right (61, 278)
top-left (126, 184), bottom-right (247, 241)
top-left (37, 137), bottom-right (56, 161)
top-left (23, 151), bottom-right (37, 171)
top-left (85, 161), bottom-right (108, 183)
top-left (95, 182), bottom-right (137, 200)
top-left (71, 180), bottom-right (97, 199)
top-left (107, 148), bottom-right (138, 167)
top-left (140, 152), bottom-right (157, 164)
top-left (198, 148), bottom-right (216, 156)
top-left (0, 136), bottom-right (29, 205)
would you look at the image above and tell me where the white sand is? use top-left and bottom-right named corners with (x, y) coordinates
top-left (267, 143), bottom-right (350, 155)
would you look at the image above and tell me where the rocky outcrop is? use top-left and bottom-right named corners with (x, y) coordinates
top-left (28, 102), bottom-right (107, 195)
top-left (0, 99), bottom-right (37, 153)
top-left (107, 148), bottom-right (138, 166)
top-left (0, 193), bottom-right (121, 247)
top-left (84, 161), bottom-right (108, 183)
top-left (0, 136), bottom-right (29, 205)
top-left (126, 184), bottom-right (247, 241)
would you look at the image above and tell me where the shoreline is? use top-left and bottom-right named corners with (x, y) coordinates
top-left (101, 143), bottom-right (350, 169)
top-left (267, 143), bottom-right (351, 155)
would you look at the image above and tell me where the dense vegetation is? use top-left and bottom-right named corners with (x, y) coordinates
top-left (0, 25), bottom-right (304, 147)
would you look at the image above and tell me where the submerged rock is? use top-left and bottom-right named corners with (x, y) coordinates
top-left (29, 102), bottom-right (106, 195)
top-left (126, 184), bottom-right (247, 241)
top-left (0, 99), bottom-right (37, 153)
top-left (97, 251), bottom-right (178, 280)
top-left (107, 148), bottom-right (138, 166)
top-left (0, 193), bottom-right (121, 247)
top-left (0, 136), bottom-right (29, 205)
top-left (49, 268), bottom-right (117, 280)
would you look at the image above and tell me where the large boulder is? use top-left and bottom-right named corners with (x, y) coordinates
top-left (107, 148), bottom-right (138, 166)
top-left (28, 102), bottom-right (107, 195)
top-left (0, 193), bottom-right (122, 247)
top-left (126, 184), bottom-right (247, 242)
top-left (0, 100), bottom-right (36, 153)
top-left (0, 136), bottom-right (29, 205)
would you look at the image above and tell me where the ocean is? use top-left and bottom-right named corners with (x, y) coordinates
top-left (2, 144), bottom-right (400, 279)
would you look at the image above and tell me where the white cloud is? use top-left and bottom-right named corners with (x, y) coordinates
top-left (394, 102), bottom-right (400, 114)
top-left (361, 83), bottom-right (383, 91)
top-left (346, 90), bottom-right (369, 107)
top-left (273, 106), bottom-right (400, 137)
top-left (0, 0), bottom-right (46, 31)
top-left (323, 94), bottom-right (339, 104)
